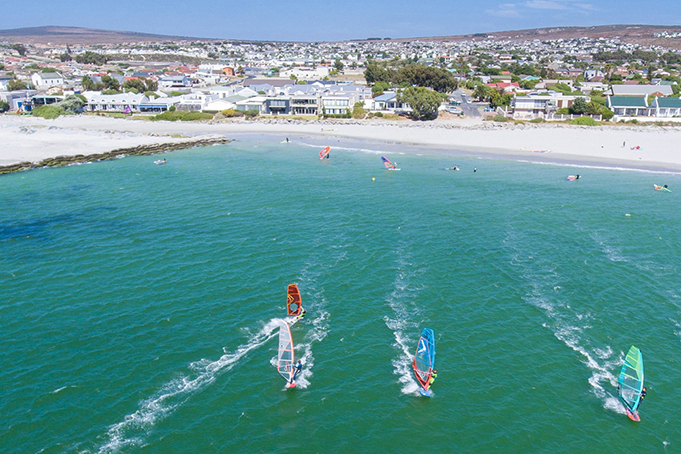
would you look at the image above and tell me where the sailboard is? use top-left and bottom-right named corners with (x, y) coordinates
top-left (277, 321), bottom-right (296, 389)
top-left (319, 146), bottom-right (330, 160)
top-left (413, 328), bottom-right (436, 397)
top-left (566, 175), bottom-right (580, 181)
top-left (654, 184), bottom-right (671, 192)
top-left (381, 156), bottom-right (400, 171)
top-left (618, 345), bottom-right (644, 421)
top-left (287, 284), bottom-right (302, 316)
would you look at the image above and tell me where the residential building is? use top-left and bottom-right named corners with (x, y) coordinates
top-left (606, 96), bottom-right (649, 117)
top-left (650, 96), bottom-right (681, 117)
top-left (86, 92), bottom-right (148, 112)
top-left (512, 92), bottom-right (589, 119)
top-left (159, 75), bottom-right (191, 89)
top-left (610, 85), bottom-right (674, 97)
top-left (31, 72), bottom-right (64, 89)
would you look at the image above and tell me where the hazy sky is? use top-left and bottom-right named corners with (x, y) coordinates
top-left (5, 0), bottom-right (681, 41)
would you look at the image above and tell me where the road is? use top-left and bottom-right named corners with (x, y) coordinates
top-left (451, 88), bottom-right (481, 117)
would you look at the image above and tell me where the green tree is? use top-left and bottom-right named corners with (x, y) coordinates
top-left (81, 76), bottom-right (96, 91)
top-left (569, 97), bottom-right (588, 115)
top-left (101, 75), bottom-right (120, 91)
top-left (334, 59), bottom-right (344, 71)
top-left (11, 44), bottom-right (27, 56)
top-left (372, 81), bottom-right (391, 96)
top-left (586, 101), bottom-right (602, 115)
top-left (7, 79), bottom-right (33, 91)
top-left (473, 84), bottom-right (490, 102)
top-left (398, 86), bottom-right (442, 120)
top-left (59, 53), bottom-right (72, 62)
top-left (122, 79), bottom-right (146, 93)
top-left (364, 63), bottom-right (392, 84)
top-left (56, 94), bottom-right (86, 113)
top-left (75, 51), bottom-right (108, 65)
top-left (0, 100), bottom-right (10, 112)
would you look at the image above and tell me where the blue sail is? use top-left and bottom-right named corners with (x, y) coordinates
top-left (413, 328), bottom-right (435, 392)
top-left (618, 346), bottom-right (644, 416)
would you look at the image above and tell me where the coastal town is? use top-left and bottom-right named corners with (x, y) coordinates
top-left (2, 28), bottom-right (681, 123)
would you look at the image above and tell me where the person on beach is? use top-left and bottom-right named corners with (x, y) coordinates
top-left (429, 369), bottom-right (438, 387)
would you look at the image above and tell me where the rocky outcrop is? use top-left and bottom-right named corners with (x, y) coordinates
top-left (0, 136), bottom-right (231, 175)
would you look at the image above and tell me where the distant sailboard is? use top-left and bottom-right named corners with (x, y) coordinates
top-left (287, 284), bottom-right (302, 316)
top-left (654, 184), bottom-right (671, 192)
top-left (566, 175), bottom-right (580, 181)
top-left (319, 146), bottom-right (330, 160)
top-left (381, 156), bottom-right (400, 171)
top-left (618, 345), bottom-right (644, 421)
top-left (413, 328), bottom-right (436, 397)
top-left (278, 321), bottom-right (296, 389)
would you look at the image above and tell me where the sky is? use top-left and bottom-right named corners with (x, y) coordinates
top-left (4, 0), bottom-right (681, 42)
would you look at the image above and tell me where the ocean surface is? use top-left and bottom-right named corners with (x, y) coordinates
top-left (1, 135), bottom-right (680, 454)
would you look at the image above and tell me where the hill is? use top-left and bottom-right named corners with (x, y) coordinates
top-left (0, 26), bottom-right (205, 44)
top-left (410, 24), bottom-right (681, 49)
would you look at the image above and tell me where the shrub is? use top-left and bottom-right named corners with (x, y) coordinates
top-left (221, 109), bottom-right (245, 117)
top-left (0, 100), bottom-right (9, 112)
top-left (33, 105), bottom-right (65, 119)
top-left (149, 111), bottom-right (213, 121)
top-left (492, 115), bottom-right (509, 122)
top-left (529, 118), bottom-right (545, 123)
top-left (244, 109), bottom-right (259, 118)
top-left (569, 116), bottom-right (599, 126)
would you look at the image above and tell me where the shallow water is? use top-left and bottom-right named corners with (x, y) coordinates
top-left (1, 136), bottom-right (680, 453)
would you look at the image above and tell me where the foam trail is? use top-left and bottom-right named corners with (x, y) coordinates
top-left (95, 318), bottom-right (289, 454)
top-left (507, 225), bottom-right (625, 415)
top-left (383, 246), bottom-right (425, 395)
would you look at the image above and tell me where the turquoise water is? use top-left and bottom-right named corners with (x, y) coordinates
top-left (1, 136), bottom-right (680, 453)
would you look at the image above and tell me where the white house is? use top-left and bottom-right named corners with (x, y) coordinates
top-left (650, 97), bottom-right (681, 118)
top-left (512, 92), bottom-right (589, 119)
top-left (159, 75), bottom-right (191, 89)
top-left (31, 72), bottom-right (65, 89)
top-left (86, 92), bottom-right (148, 113)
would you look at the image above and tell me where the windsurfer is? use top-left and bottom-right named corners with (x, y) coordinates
top-left (291, 360), bottom-right (303, 383)
top-left (429, 369), bottom-right (438, 387)
top-left (297, 308), bottom-right (307, 319)
top-left (640, 387), bottom-right (647, 401)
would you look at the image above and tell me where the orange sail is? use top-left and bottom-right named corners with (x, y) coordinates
top-left (286, 284), bottom-right (302, 316)
top-left (319, 146), bottom-right (330, 160)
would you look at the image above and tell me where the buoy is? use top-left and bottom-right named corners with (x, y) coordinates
top-left (372, 177), bottom-right (375, 182)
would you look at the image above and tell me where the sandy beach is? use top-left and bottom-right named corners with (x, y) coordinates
top-left (2, 115), bottom-right (681, 173)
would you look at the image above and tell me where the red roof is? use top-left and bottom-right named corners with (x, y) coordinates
top-left (486, 82), bottom-right (520, 89)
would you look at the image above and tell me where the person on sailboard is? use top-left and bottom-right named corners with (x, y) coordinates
top-left (290, 360), bottom-right (303, 383)
top-left (640, 387), bottom-right (647, 401)
top-left (297, 308), bottom-right (307, 320)
top-left (429, 370), bottom-right (438, 387)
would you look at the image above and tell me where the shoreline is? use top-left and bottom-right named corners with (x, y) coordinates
top-left (0, 135), bottom-right (231, 175)
top-left (2, 115), bottom-right (681, 174)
